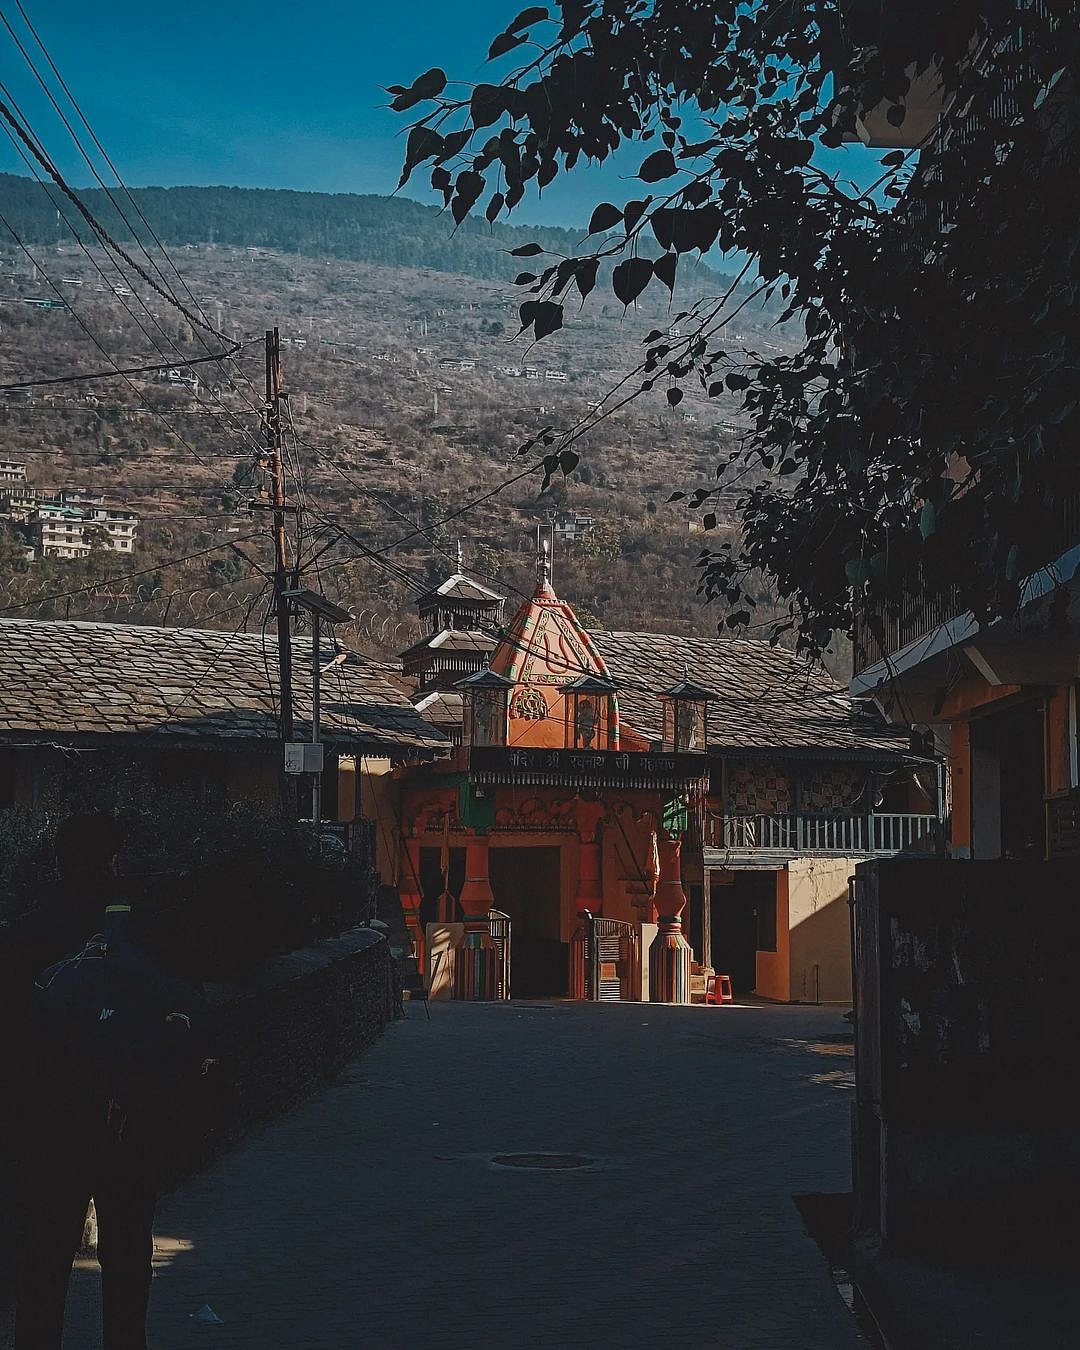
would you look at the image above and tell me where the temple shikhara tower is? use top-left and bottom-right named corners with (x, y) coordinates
top-left (395, 534), bottom-right (939, 1005)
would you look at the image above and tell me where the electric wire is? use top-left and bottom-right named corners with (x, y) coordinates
top-left (0, 66), bottom-right (267, 449)
top-left (0, 532), bottom-right (262, 614)
top-left (0, 102), bottom-right (265, 454)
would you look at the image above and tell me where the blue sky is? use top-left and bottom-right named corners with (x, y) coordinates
top-left (1, 0), bottom-right (879, 229)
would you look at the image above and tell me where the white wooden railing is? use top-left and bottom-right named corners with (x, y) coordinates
top-left (703, 812), bottom-right (938, 855)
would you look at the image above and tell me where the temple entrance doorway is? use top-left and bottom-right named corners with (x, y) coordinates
top-left (490, 846), bottom-right (566, 998)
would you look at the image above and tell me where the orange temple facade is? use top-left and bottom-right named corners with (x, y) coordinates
top-left (394, 545), bottom-right (939, 1004)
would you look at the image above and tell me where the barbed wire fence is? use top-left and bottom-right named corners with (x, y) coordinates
top-left (0, 578), bottom-right (423, 649)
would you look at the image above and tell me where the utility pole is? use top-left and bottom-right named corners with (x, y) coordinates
top-left (265, 327), bottom-right (294, 742)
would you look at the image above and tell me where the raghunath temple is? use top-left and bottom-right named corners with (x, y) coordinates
top-left (388, 536), bottom-right (940, 1005)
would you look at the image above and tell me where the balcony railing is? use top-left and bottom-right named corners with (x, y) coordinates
top-left (703, 812), bottom-right (939, 856)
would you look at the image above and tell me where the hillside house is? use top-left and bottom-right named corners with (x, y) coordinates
top-left (398, 548), bottom-right (938, 1003)
top-left (155, 367), bottom-right (199, 394)
top-left (0, 460), bottom-right (26, 485)
top-left (553, 512), bottom-right (595, 544)
top-left (9, 498), bottom-right (140, 559)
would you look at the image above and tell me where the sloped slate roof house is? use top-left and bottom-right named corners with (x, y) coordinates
top-left (0, 618), bottom-right (447, 818)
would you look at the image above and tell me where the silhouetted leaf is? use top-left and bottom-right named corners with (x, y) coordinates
top-left (488, 30), bottom-right (528, 60)
top-left (391, 68), bottom-right (447, 112)
top-left (639, 149), bottom-right (677, 182)
top-left (588, 202), bottom-right (623, 234)
top-left (654, 252), bottom-right (677, 294)
top-left (399, 126), bottom-right (444, 185)
top-left (471, 84), bottom-right (506, 129)
top-left (508, 5), bottom-right (549, 33)
top-left (612, 256), bottom-right (653, 306)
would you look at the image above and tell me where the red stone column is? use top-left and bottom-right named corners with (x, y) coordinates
top-left (648, 835), bottom-right (692, 1004)
top-left (453, 836), bottom-right (498, 1000)
top-left (574, 798), bottom-right (606, 914)
top-left (398, 835), bottom-right (425, 974)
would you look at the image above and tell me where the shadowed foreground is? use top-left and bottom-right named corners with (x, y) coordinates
top-left (6, 1000), bottom-right (865, 1350)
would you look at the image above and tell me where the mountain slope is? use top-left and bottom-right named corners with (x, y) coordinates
top-left (0, 173), bottom-right (731, 290)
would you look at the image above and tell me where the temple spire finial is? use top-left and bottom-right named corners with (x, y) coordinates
top-left (456, 538), bottom-right (464, 574)
top-left (536, 523), bottom-right (553, 591)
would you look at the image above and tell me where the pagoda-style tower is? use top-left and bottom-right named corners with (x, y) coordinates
top-left (400, 547), bottom-right (505, 746)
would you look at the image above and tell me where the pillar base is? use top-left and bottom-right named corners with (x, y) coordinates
top-left (453, 917), bottom-right (498, 1001)
top-left (648, 916), bottom-right (692, 1004)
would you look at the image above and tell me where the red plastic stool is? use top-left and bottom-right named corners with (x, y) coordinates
top-left (705, 974), bottom-right (734, 1004)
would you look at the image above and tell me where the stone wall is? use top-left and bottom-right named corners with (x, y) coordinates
top-left (193, 926), bottom-right (396, 1163)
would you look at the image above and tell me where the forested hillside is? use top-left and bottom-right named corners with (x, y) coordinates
top-left (0, 174), bottom-right (805, 658)
top-left (0, 173), bottom-right (730, 289)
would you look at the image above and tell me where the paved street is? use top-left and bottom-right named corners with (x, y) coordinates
top-left (51, 1001), bottom-right (863, 1349)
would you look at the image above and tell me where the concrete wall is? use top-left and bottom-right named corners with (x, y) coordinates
top-left (852, 858), bottom-right (1080, 1257)
top-left (754, 870), bottom-right (790, 1002)
top-left (787, 856), bottom-right (856, 1004)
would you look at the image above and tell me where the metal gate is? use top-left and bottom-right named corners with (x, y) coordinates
top-left (488, 909), bottom-right (512, 1000)
top-left (586, 915), bottom-right (639, 1002)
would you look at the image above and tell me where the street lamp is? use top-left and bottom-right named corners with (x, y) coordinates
top-left (659, 678), bottom-right (717, 753)
top-left (457, 667), bottom-right (514, 747)
top-left (281, 588), bottom-right (353, 828)
top-left (560, 673), bottom-right (618, 750)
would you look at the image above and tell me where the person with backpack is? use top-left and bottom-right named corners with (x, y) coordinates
top-left (8, 811), bottom-right (206, 1350)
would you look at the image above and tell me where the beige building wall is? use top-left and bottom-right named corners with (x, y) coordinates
top-left (350, 756), bottom-right (399, 885)
top-left (786, 856), bottom-right (856, 1003)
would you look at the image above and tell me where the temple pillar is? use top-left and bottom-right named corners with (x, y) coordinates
top-left (398, 835), bottom-right (425, 973)
top-left (570, 797), bottom-right (606, 999)
top-left (648, 835), bottom-right (692, 1004)
top-left (574, 798), bottom-right (606, 915)
top-left (453, 835), bottom-right (498, 1000)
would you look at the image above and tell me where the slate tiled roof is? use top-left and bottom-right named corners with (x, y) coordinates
top-left (400, 629), bottom-right (497, 659)
top-left (0, 618), bottom-right (448, 753)
top-left (414, 689), bottom-right (466, 727)
top-left (591, 630), bottom-right (907, 756)
top-left (420, 573), bottom-right (504, 605)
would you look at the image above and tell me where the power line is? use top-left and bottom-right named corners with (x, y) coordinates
top-left (0, 341), bottom-right (246, 391)
top-left (0, 60), bottom-right (267, 464)
top-left (0, 210), bottom-right (251, 498)
top-left (0, 91), bottom-right (221, 339)
top-left (6, 0), bottom-right (224, 343)
top-left (0, 96), bottom-right (266, 455)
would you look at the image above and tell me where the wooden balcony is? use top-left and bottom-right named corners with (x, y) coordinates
top-left (703, 812), bottom-right (939, 857)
